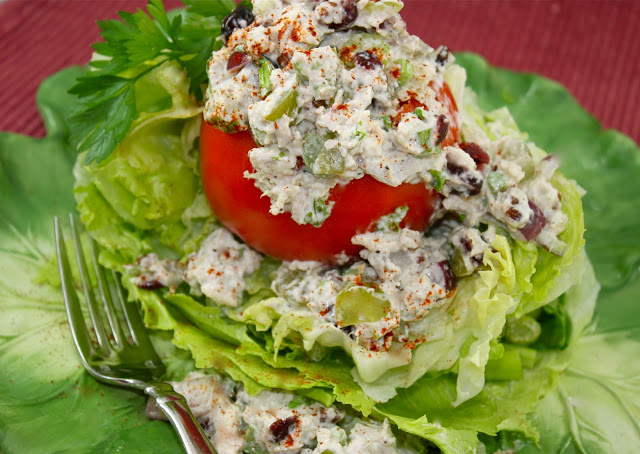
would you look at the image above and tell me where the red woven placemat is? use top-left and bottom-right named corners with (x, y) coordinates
top-left (1, 0), bottom-right (638, 144)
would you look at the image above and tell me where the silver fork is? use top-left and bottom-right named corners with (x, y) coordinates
top-left (54, 215), bottom-right (216, 454)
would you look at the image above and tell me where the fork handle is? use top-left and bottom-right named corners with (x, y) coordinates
top-left (146, 383), bottom-right (217, 454)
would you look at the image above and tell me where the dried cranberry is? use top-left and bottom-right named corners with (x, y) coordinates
top-left (354, 51), bottom-right (383, 70)
top-left (460, 142), bottom-right (490, 166)
top-left (519, 201), bottom-right (547, 240)
top-left (326, 0), bottom-right (358, 30)
top-left (137, 280), bottom-right (164, 290)
top-left (221, 5), bottom-right (254, 42)
top-left (270, 416), bottom-right (297, 443)
top-left (437, 260), bottom-right (457, 292)
top-left (227, 51), bottom-right (251, 73)
top-left (433, 115), bottom-right (450, 146)
top-left (435, 46), bottom-right (450, 66)
top-left (506, 207), bottom-right (522, 222)
top-left (277, 53), bottom-right (292, 69)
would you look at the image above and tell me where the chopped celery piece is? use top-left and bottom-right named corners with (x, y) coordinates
top-left (343, 33), bottom-right (391, 64)
top-left (336, 286), bottom-right (390, 326)
top-left (506, 315), bottom-right (542, 345)
top-left (302, 132), bottom-right (323, 167)
top-left (428, 169), bottom-right (446, 192)
top-left (264, 90), bottom-right (297, 121)
top-left (302, 132), bottom-right (344, 176)
top-left (487, 170), bottom-right (509, 193)
top-left (417, 129), bottom-right (431, 151)
top-left (314, 149), bottom-right (344, 176)
top-left (413, 107), bottom-right (425, 120)
top-left (452, 249), bottom-right (474, 277)
top-left (485, 348), bottom-right (523, 381)
top-left (364, 0), bottom-right (403, 13)
top-left (259, 58), bottom-right (272, 97)
top-left (397, 59), bottom-right (414, 86)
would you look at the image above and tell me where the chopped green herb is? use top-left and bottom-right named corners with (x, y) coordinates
top-left (354, 121), bottom-right (366, 141)
top-left (375, 206), bottom-right (409, 232)
top-left (304, 198), bottom-right (334, 226)
top-left (459, 212), bottom-right (467, 222)
top-left (381, 115), bottom-right (393, 130)
top-left (259, 58), bottom-right (273, 97)
top-left (428, 169), bottom-right (447, 192)
top-left (487, 171), bottom-right (509, 193)
top-left (414, 108), bottom-right (425, 120)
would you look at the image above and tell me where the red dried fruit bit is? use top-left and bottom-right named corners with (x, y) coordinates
top-left (326, 0), bottom-right (358, 30)
top-left (222, 6), bottom-right (254, 43)
top-left (460, 142), bottom-right (490, 165)
top-left (354, 51), bottom-right (383, 70)
top-left (137, 280), bottom-right (164, 290)
top-left (270, 416), bottom-right (298, 443)
top-left (435, 46), bottom-right (450, 66)
top-left (437, 260), bottom-right (457, 292)
top-left (433, 115), bottom-right (450, 147)
top-left (520, 200), bottom-right (547, 240)
top-left (227, 52), bottom-right (252, 73)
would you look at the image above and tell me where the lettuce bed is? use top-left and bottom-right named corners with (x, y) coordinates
top-left (0, 54), bottom-right (639, 453)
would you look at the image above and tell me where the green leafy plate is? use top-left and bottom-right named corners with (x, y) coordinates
top-left (0, 53), bottom-right (638, 453)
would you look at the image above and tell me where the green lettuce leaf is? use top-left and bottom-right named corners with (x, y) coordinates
top-left (73, 61), bottom-right (212, 266)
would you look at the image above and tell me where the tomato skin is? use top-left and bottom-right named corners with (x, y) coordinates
top-left (434, 81), bottom-right (461, 147)
top-left (200, 124), bottom-right (439, 262)
top-left (199, 81), bottom-right (459, 263)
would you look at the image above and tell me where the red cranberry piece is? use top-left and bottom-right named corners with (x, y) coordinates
top-left (520, 201), bottom-right (547, 241)
top-left (437, 260), bottom-right (457, 292)
top-left (433, 115), bottom-right (450, 147)
top-left (354, 51), bottom-right (382, 70)
top-left (221, 6), bottom-right (254, 42)
top-left (435, 46), bottom-right (450, 66)
top-left (460, 142), bottom-right (490, 166)
top-left (326, 0), bottom-right (358, 30)
top-left (227, 52), bottom-right (251, 73)
top-left (137, 280), bottom-right (164, 290)
top-left (270, 416), bottom-right (298, 443)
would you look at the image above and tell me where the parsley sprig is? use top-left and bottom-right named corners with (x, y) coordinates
top-left (69, 0), bottom-right (248, 164)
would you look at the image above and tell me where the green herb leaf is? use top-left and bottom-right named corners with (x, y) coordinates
top-left (69, 0), bottom-right (236, 164)
top-left (428, 169), bottom-right (446, 192)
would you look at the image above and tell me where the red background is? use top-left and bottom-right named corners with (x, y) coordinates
top-left (1, 0), bottom-right (638, 145)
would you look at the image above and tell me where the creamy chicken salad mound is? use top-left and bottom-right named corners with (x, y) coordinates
top-left (204, 0), bottom-right (568, 257)
top-left (71, 0), bottom-right (594, 452)
top-left (147, 372), bottom-right (426, 454)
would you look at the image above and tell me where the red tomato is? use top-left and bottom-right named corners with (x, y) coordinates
top-left (200, 82), bottom-right (459, 263)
